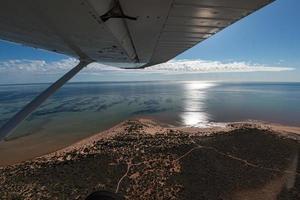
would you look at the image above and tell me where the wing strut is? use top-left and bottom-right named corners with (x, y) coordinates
top-left (0, 59), bottom-right (91, 141)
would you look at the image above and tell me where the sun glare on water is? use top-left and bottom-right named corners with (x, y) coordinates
top-left (181, 81), bottom-right (216, 127)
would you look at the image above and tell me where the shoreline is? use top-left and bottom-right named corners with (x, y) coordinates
top-left (1, 118), bottom-right (300, 167)
top-left (20, 118), bottom-right (300, 160)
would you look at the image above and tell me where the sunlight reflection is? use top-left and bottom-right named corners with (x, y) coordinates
top-left (181, 81), bottom-right (216, 127)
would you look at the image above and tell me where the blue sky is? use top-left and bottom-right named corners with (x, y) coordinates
top-left (0, 0), bottom-right (299, 83)
top-left (177, 0), bottom-right (300, 67)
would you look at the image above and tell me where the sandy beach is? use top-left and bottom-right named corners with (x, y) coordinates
top-left (0, 118), bottom-right (300, 199)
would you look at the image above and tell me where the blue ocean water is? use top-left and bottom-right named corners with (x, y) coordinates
top-left (0, 81), bottom-right (300, 141)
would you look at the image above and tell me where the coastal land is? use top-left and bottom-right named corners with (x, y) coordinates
top-left (0, 119), bottom-right (300, 199)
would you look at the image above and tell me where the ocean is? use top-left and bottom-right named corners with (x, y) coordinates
top-left (0, 81), bottom-right (300, 164)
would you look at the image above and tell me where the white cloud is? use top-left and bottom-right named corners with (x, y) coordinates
top-left (145, 59), bottom-right (294, 73)
top-left (0, 58), bottom-right (124, 74)
top-left (0, 58), bottom-right (77, 74)
top-left (0, 58), bottom-right (294, 75)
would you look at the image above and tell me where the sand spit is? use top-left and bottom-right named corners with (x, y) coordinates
top-left (0, 119), bottom-right (300, 199)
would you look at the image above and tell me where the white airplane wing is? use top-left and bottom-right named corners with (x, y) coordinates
top-left (0, 0), bottom-right (274, 68)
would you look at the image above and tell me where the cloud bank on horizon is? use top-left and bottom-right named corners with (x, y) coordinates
top-left (0, 58), bottom-right (294, 74)
top-left (146, 59), bottom-right (294, 73)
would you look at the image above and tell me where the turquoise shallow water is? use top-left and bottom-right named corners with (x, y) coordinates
top-left (0, 81), bottom-right (300, 141)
